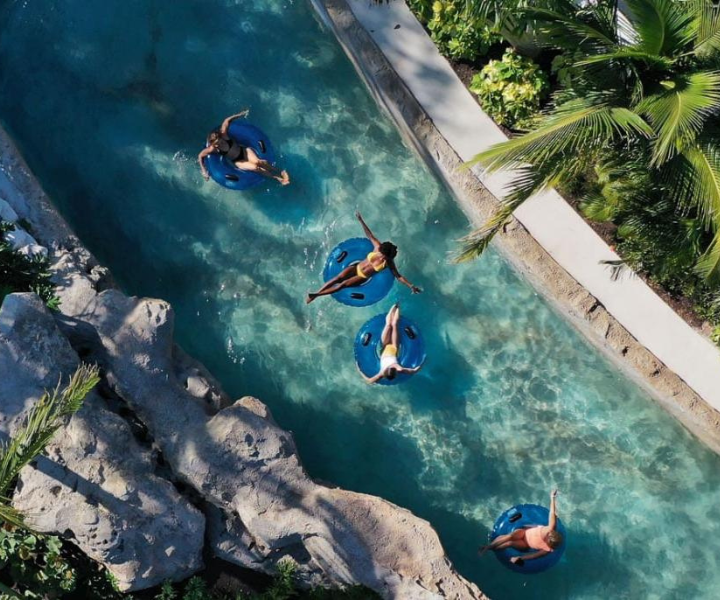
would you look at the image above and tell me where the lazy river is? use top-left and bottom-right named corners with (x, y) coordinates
top-left (1, 0), bottom-right (719, 598)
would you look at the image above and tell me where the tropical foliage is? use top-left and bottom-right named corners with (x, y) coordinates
top-left (407, 0), bottom-right (499, 60)
top-left (469, 48), bottom-right (548, 127)
top-left (463, 0), bottom-right (720, 289)
top-left (152, 562), bottom-right (379, 600)
top-left (0, 364), bottom-right (101, 599)
top-left (0, 220), bottom-right (58, 310)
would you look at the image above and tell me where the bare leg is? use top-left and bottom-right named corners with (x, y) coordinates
top-left (236, 149), bottom-right (289, 185)
top-left (381, 304), bottom-right (399, 345)
top-left (391, 305), bottom-right (400, 348)
top-left (306, 274), bottom-right (366, 304)
top-left (313, 265), bottom-right (356, 295)
top-left (479, 530), bottom-right (528, 555)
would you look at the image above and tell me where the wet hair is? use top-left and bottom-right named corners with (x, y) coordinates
top-left (386, 367), bottom-right (397, 380)
top-left (207, 129), bottom-right (222, 146)
top-left (379, 241), bottom-right (397, 259)
top-left (547, 530), bottom-right (563, 549)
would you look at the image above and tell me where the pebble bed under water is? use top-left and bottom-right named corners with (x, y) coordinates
top-left (1, 0), bottom-right (719, 598)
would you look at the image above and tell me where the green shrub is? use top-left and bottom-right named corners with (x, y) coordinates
top-left (469, 48), bottom-right (548, 128)
top-left (0, 528), bottom-right (76, 598)
top-left (0, 220), bottom-right (59, 309)
top-left (408, 0), bottom-right (499, 60)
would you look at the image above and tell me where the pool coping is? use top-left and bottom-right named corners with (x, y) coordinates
top-left (311, 0), bottom-right (720, 455)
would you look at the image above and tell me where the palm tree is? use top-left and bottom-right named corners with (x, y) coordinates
top-left (0, 364), bottom-right (99, 598)
top-left (462, 0), bottom-right (720, 282)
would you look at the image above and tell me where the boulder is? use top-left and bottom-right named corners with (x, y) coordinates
top-left (0, 197), bottom-right (18, 223)
top-left (0, 293), bottom-right (205, 591)
top-left (59, 287), bottom-right (487, 599)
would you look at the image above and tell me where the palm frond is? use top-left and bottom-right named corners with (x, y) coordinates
top-left (624, 0), bottom-right (695, 56)
top-left (576, 48), bottom-right (674, 69)
top-left (456, 154), bottom-right (585, 261)
top-left (520, 4), bottom-right (619, 53)
top-left (468, 98), bottom-right (652, 173)
top-left (0, 500), bottom-right (26, 530)
top-left (639, 72), bottom-right (720, 165)
top-left (454, 202), bottom-right (516, 262)
top-left (0, 364), bottom-right (99, 501)
top-left (667, 142), bottom-right (720, 229)
top-left (696, 231), bottom-right (720, 281)
top-left (687, 0), bottom-right (720, 57)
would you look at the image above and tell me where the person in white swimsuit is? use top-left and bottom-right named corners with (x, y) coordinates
top-left (361, 303), bottom-right (423, 384)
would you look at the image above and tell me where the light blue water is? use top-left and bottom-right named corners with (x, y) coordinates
top-left (1, 1), bottom-right (719, 598)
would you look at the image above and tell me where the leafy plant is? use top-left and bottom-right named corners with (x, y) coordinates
top-left (470, 48), bottom-right (549, 127)
top-left (0, 220), bottom-right (58, 310)
top-left (0, 364), bottom-right (100, 598)
top-left (156, 579), bottom-right (179, 600)
top-left (408, 0), bottom-right (499, 60)
top-left (182, 576), bottom-right (212, 600)
top-left (157, 560), bottom-right (379, 600)
top-left (261, 560), bottom-right (296, 600)
top-left (0, 528), bottom-right (76, 598)
top-left (0, 364), bottom-right (100, 529)
top-left (462, 0), bottom-right (720, 285)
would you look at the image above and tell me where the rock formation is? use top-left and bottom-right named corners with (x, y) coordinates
top-left (0, 123), bottom-right (487, 598)
top-left (0, 293), bottom-right (204, 591)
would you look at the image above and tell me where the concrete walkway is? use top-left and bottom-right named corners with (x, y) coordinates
top-left (345, 0), bottom-right (720, 410)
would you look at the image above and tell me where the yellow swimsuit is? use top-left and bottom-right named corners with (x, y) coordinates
top-left (357, 251), bottom-right (387, 279)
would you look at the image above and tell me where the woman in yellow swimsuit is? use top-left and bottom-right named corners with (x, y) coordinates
top-left (306, 212), bottom-right (422, 304)
top-left (361, 304), bottom-right (423, 383)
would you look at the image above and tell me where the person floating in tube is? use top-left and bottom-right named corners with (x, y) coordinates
top-left (360, 303), bottom-right (424, 384)
top-left (198, 109), bottom-right (290, 185)
top-left (479, 489), bottom-right (564, 564)
top-left (306, 212), bottom-right (422, 304)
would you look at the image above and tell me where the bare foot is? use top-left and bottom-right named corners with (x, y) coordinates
top-left (280, 170), bottom-right (290, 186)
top-left (306, 293), bottom-right (317, 304)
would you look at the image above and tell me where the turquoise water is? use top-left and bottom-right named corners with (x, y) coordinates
top-left (1, 0), bottom-right (720, 597)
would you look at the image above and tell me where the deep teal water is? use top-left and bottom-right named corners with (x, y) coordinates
top-left (1, 1), bottom-right (720, 598)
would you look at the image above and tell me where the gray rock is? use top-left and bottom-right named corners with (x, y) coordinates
top-left (61, 288), bottom-right (486, 599)
top-left (0, 197), bottom-right (18, 222)
top-left (0, 293), bottom-right (205, 591)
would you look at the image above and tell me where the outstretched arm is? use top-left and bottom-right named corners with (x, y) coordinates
top-left (356, 211), bottom-right (380, 248)
top-left (389, 261), bottom-right (422, 294)
top-left (549, 489), bottom-right (558, 531)
top-left (399, 357), bottom-right (425, 375)
top-left (220, 109), bottom-right (250, 135)
top-left (198, 147), bottom-right (215, 181)
top-left (362, 371), bottom-right (383, 384)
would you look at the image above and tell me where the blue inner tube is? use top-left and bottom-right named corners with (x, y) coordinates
top-left (354, 313), bottom-right (425, 386)
top-left (205, 122), bottom-right (276, 191)
top-left (322, 238), bottom-right (394, 307)
top-left (491, 504), bottom-right (566, 574)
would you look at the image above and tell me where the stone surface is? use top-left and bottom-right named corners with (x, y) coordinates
top-left (0, 293), bottom-right (205, 592)
top-left (57, 284), bottom-right (486, 599)
top-left (0, 197), bottom-right (18, 222)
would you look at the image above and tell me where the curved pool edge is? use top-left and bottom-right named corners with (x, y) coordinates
top-left (0, 124), bottom-right (489, 599)
top-left (311, 0), bottom-right (720, 457)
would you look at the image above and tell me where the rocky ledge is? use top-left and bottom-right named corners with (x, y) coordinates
top-left (0, 127), bottom-right (487, 598)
